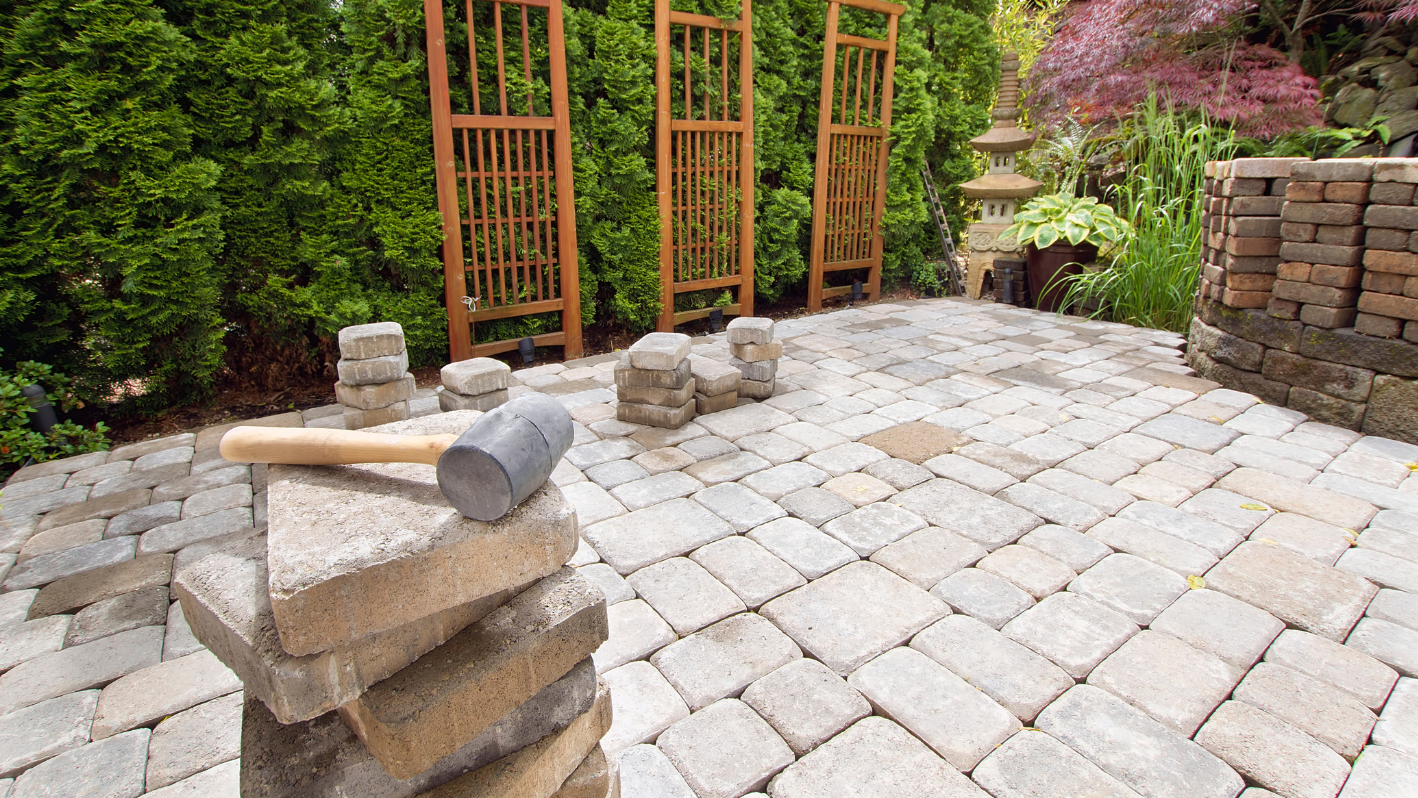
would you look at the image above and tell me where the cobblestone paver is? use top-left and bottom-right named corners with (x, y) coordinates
top-left (3, 296), bottom-right (1418, 797)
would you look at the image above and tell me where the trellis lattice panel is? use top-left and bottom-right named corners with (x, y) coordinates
top-left (654, 0), bottom-right (755, 331)
top-left (426, 0), bottom-right (582, 361)
top-left (806, 0), bottom-right (902, 312)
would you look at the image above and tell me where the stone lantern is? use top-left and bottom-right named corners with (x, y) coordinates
top-left (959, 51), bottom-right (1043, 299)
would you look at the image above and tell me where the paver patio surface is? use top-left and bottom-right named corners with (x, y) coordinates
top-left (3, 296), bottom-right (1418, 797)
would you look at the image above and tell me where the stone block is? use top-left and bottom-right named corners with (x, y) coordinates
top-left (337, 350), bottom-right (410, 386)
top-left (930, 568), bottom-right (1033, 630)
top-left (1364, 375), bottom-right (1418, 444)
top-left (1087, 517), bottom-right (1217, 577)
top-left (869, 526), bottom-right (986, 590)
top-left (1233, 663), bottom-right (1376, 761)
top-left (149, 465), bottom-right (250, 504)
top-left (1365, 248), bottom-right (1418, 276)
top-left (895, 478), bottom-right (1042, 550)
top-left (651, 613), bottom-right (799, 712)
top-left (688, 537), bottom-right (804, 609)
top-left (1036, 685), bottom-right (1245, 798)
top-left (975, 544), bottom-right (1076, 599)
top-left (0, 689), bottom-right (98, 778)
top-left (1373, 677), bottom-right (1418, 756)
top-left (745, 517), bottom-right (856, 580)
top-left (1149, 588), bottom-right (1283, 671)
top-left (912, 614), bottom-right (1072, 722)
top-left (1289, 387), bottom-right (1367, 430)
top-left (730, 357), bottom-right (777, 382)
top-left (655, 700), bottom-right (793, 798)
top-left (693, 402), bottom-right (793, 441)
top-left (338, 568), bottom-right (608, 779)
top-left (0, 625), bottom-right (162, 715)
top-left (684, 357), bottom-right (736, 396)
top-left (1281, 202), bottom-right (1364, 225)
top-left (617, 744), bottom-right (693, 797)
top-left (627, 333), bottom-right (690, 370)
top-left (1215, 467), bottom-right (1377, 530)
top-left (339, 322), bottom-right (405, 360)
top-left (1265, 630), bottom-right (1399, 711)
top-left (442, 358), bottom-right (510, 395)
top-left (1278, 242), bottom-right (1363, 267)
top-left (972, 729), bottom-right (1144, 798)
top-left (615, 357), bottom-right (691, 390)
top-left (1087, 630), bottom-right (1237, 735)
top-left (32, 488), bottom-right (150, 534)
top-left (740, 658), bottom-right (870, 757)
top-left (1195, 701), bottom-right (1350, 798)
top-left (592, 599), bottom-right (673, 674)
top-left (626, 558), bottom-right (742, 636)
top-left (8, 728), bottom-right (149, 798)
top-left (1299, 305), bottom-right (1359, 329)
top-left (27, 554), bottom-right (172, 619)
top-left (135, 506), bottom-right (252, 557)
top-left (90, 648), bottom-right (240, 740)
top-left (769, 716), bottom-right (985, 798)
top-left (820, 503), bottom-right (925, 556)
top-left (4, 536), bottom-right (137, 592)
top-left (759, 561), bottom-right (947, 676)
top-left (600, 661), bottom-right (689, 754)
top-left (241, 661), bottom-right (598, 798)
top-left (437, 388), bottom-right (507, 413)
top-left (726, 317), bottom-right (774, 345)
top-left (608, 472), bottom-right (701, 511)
top-left (1370, 589), bottom-right (1418, 633)
top-left (337, 374), bottom-right (415, 411)
top-left (584, 499), bottom-right (733, 575)
top-left (1347, 617), bottom-right (1418, 677)
top-left (266, 421), bottom-right (576, 654)
top-left (343, 401), bottom-right (410, 430)
top-left (1116, 500), bottom-right (1241, 556)
top-left (6, 451), bottom-right (109, 484)
top-left (1367, 203), bottom-right (1418, 230)
top-left (615, 380), bottom-right (694, 408)
top-left (1001, 592), bottom-right (1139, 679)
top-left (1358, 290), bottom-right (1418, 320)
top-left (64, 584), bottom-right (167, 648)
top-left (1233, 195), bottom-right (1286, 215)
top-left (172, 536), bottom-right (512, 724)
top-left (1205, 541), bottom-right (1375, 641)
top-left (1070, 553), bottom-right (1189, 625)
top-left (1191, 319), bottom-right (1265, 371)
top-left (18, 519), bottom-right (104, 562)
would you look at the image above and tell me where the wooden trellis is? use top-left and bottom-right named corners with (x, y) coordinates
top-left (806, 0), bottom-right (902, 312)
top-left (425, 0), bottom-right (582, 361)
top-left (654, 0), bottom-right (755, 331)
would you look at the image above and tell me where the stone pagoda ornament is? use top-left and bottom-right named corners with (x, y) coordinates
top-left (959, 51), bottom-right (1043, 299)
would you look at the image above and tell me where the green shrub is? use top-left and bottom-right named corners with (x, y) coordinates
top-left (0, 357), bottom-right (109, 470)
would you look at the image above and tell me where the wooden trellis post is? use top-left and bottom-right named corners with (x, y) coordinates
top-left (654, 0), bottom-right (755, 332)
top-left (425, 0), bottom-right (582, 361)
top-left (806, 0), bottom-right (902, 312)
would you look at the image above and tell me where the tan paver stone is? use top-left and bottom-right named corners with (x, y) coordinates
top-left (626, 558), bottom-right (744, 636)
top-left (1069, 553), bottom-right (1189, 625)
top-left (869, 526), bottom-right (985, 589)
top-left (143, 692), bottom-right (242, 790)
top-left (766, 716), bottom-right (987, 798)
top-left (548, 744), bottom-right (610, 798)
top-left (689, 537), bottom-right (805, 608)
top-left (1002, 593), bottom-right (1139, 679)
top-left (617, 743), bottom-right (694, 797)
top-left (1337, 547), bottom-right (1418, 594)
top-left (656, 699), bottom-right (794, 798)
top-left (1347, 617), bottom-right (1418, 677)
top-left (17, 519), bottom-right (105, 562)
top-left (1195, 701), bottom-right (1349, 798)
top-left (681, 451), bottom-right (770, 486)
top-left (1266, 629), bottom-right (1399, 711)
top-left (0, 625), bottom-right (162, 715)
top-left (28, 554), bottom-right (172, 619)
top-left (972, 730), bottom-right (1144, 798)
top-left (1336, 746), bottom-right (1418, 798)
top-left (1018, 524), bottom-right (1112, 572)
top-left (1036, 685), bottom-right (1244, 798)
top-left (1087, 517), bottom-right (1218, 576)
top-left (1233, 663), bottom-right (1376, 761)
top-left (0, 613), bottom-right (68, 670)
top-left (339, 568), bottom-right (608, 779)
top-left (856, 421), bottom-right (964, 464)
top-left (1117, 500), bottom-right (1243, 556)
top-left (0, 690), bottom-right (98, 778)
top-left (1216, 467), bottom-right (1377, 529)
top-left (821, 473), bottom-right (896, 508)
top-left (930, 568), bottom-right (1033, 629)
top-left (820, 503), bottom-right (926, 556)
top-left (760, 561), bottom-right (947, 676)
top-left (1205, 541), bottom-right (1377, 641)
top-left (1149, 588), bottom-right (1284, 671)
top-left (911, 615), bottom-right (1073, 722)
top-left (8, 728), bottom-right (149, 798)
top-left (1087, 630), bottom-right (1238, 735)
top-left (651, 613), bottom-right (800, 711)
top-left (631, 447), bottom-right (695, 476)
top-left (694, 404), bottom-right (794, 441)
top-left (241, 659), bottom-right (597, 798)
top-left (267, 438), bottom-right (576, 654)
top-left (740, 658), bottom-right (870, 756)
top-left (601, 661), bottom-right (690, 754)
top-left (629, 421), bottom-right (708, 451)
top-left (975, 544), bottom-right (1076, 599)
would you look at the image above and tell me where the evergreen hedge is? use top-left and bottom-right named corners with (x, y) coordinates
top-left (0, 0), bottom-right (996, 411)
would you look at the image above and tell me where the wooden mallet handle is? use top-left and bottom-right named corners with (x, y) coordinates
top-left (219, 427), bottom-right (459, 467)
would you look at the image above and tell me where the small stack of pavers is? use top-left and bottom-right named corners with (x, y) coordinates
top-left (437, 357), bottom-right (512, 412)
top-left (614, 332), bottom-right (696, 428)
top-left (172, 409), bottom-right (615, 797)
top-left (337, 322), bottom-right (415, 430)
top-left (688, 355), bottom-right (742, 414)
top-left (727, 317), bottom-right (780, 400)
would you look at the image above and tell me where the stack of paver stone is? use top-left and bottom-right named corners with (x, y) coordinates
top-left (1357, 160), bottom-right (1418, 340)
top-left (615, 333), bottom-right (695, 429)
top-left (1272, 160), bottom-right (1373, 328)
top-left (1199, 158), bottom-right (1298, 310)
top-left (727, 317), bottom-right (780, 400)
top-left (171, 410), bottom-right (614, 797)
top-left (688, 355), bottom-right (743, 414)
top-left (437, 357), bottom-right (512, 412)
top-left (336, 323), bottom-right (415, 430)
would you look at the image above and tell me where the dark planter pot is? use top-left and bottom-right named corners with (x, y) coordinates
top-left (1026, 241), bottom-right (1098, 313)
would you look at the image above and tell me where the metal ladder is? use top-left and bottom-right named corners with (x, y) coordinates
top-left (922, 161), bottom-right (964, 297)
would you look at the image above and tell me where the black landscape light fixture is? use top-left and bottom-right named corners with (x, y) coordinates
top-left (22, 385), bottom-right (58, 435)
top-left (709, 307), bottom-right (724, 333)
top-left (1002, 268), bottom-right (1014, 306)
top-left (850, 280), bottom-right (863, 306)
top-left (518, 337), bottom-right (536, 365)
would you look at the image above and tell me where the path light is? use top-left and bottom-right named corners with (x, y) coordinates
top-left (22, 385), bottom-right (57, 435)
top-left (850, 280), bottom-right (863, 306)
top-left (709, 307), bottom-right (723, 333)
top-left (518, 337), bottom-right (536, 365)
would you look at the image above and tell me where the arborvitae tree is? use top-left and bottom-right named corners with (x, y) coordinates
top-left (0, 0), bottom-right (225, 408)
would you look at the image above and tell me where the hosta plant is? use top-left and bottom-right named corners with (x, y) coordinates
top-left (1004, 194), bottom-right (1130, 250)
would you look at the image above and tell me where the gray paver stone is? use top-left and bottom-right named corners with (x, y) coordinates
top-left (148, 466), bottom-right (249, 504)
top-left (577, 562), bottom-right (635, 604)
top-left (975, 544), bottom-right (1077, 599)
top-left (1009, 434), bottom-right (1089, 467)
top-left (1149, 588), bottom-right (1284, 671)
top-left (848, 646), bottom-right (1020, 771)
top-left (610, 472), bottom-right (703, 511)
top-left (104, 502), bottom-right (181, 539)
top-left (335, 350), bottom-right (408, 385)
top-left (1205, 542), bottom-right (1377, 641)
top-left (957, 442), bottom-right (1048, 480)
top-left (1195, 701), bottom-right (1350, 798)
top-left (870, 526), bottom-right (985, 590)
top-left (1096, 433), bottom-right (1176, 464)
top-left (1002, 593), bottom-right (1139, 679)
top-left (1036, 685), bottom-right (1245, 798)
top-left (594, 598), bottom-right (676, 673)
top-left (727, 317), bottom-right (774, 345)
top-left (1356, 525), bottom-right (1418, 566)
top-left (683, 452), bottom-right (772, 486)
top-left (777, 488), bottom-right (853, 526)
top-left (911, 615), bottom-right (1073, 722)
top-left (0, 590), bottom-right (35, 629)
top-left (1179, 489), bottom-right (1275, 534)
top-left (1250, 514), bottom-right (1352, 566)
top-left (1069, 553), bottom-right (1189, 625)
top-left (760, 561), bottom-right (947, 675)
top-left (1087, 517), bottom-right (1218, 576)
top-left (735, 433), bottom-right (811, 466)
top-left (626, 557), bottom-right (744, 636)
top-left (1347, 617), bottom-right (1418, 677)
top-left (773, 422), bottom-right (850, 454)
top-left (0, 690), bottom-right (98, 778)
top-left (746, 518), bottom-right (857, 579)
top-left (3, 537), bottom-right (136, 591)
top-left (138, 507), bottom-right (252, 556)
top-left (1369, 589), bottom-right (1418, 633)
top-left (560, 482), bottom-right (628, 528)
top-left (1215, 468), bottom-right (1377, 530)
top-left (692, 483), bottom-right (786, 532)
top-left (740, 658), bottom-right (870, 756)
top-left (1265, 630), bottom-right (1399, 711)
top-left (179, 483), bottom-right (252, 520)
top-left (656, 699), bottom-right (794, 798)
top-left (802, 443), bottom-right (889, 478)
top-left (1118, 501), bottom-right (1242, 557)
top-left (141, 760), bottom-right (238, 798)
top-left (567, 438), bottom-right (648, 470)
top-left (930, 568), bottom-right (1034, 629)
top-left (338, 321), bottom-right (404, 359)
top-left (1060, 449), bottom-right (1141, 484)
top-left (441, 357), bottom-right (509, 394)
top-left (1337, 746), bottom-right (1418, 798)
top-left (1336, 547), bottom-right (1418, 594)
top-left (619, 743), bottom-right (696, 798)
top-left (766, 716), bottom-right (987, 798)
top-left (628, 333), bottom-right (692, 370)
top-left (143, 692), bottom-right (241, 790)
top-left (162, 599), bottom-right (203, 660)
top-left (1088, 630), bottom-right (1239, 735)
top-left (895, 479), bottom-right (1042, 550)
top-left (1132, 414), bottom-right (1241, 453)
top-left (1373, 678), bottom-right (1418, 758)
top-left (820, 503), bottom-right (926, 556)
top-left (0, 615), bottom-right (68, 671)
top-left (8, 728), bottom-right (149, 798)
top-left (689, 536), bottom-right (805, 608)
top-left (28, 554), bottom-right (173, 620)
top-left (18, 519), bottom-right (104, 561)
top-left (740, 463), bottom-right (830, 501)
top-left (651, 613), bottom-right (800, 711)
top-left (971, 730), bottom-right (1144, 798)
top-left (89, 649), bottom-right (240, 739)
top-left (1018, 524), bottom-right (1113, 572)
top-left (131, 447), bottom-right (193, 472)
top-left (584, 499), bottom-right (735, 575)
top-left (695, 404), bottom-right (794, 441)
top-left (64, 585), bottom-right (167, 647)
top-left (863, 458), bottom-right (933, 490)
top-left (922, 454), bottom-right (1017, 494)
top-left (1233, 663), bottom-right (1376, 761)
top-left (586, 460), bottom-right (651, 490)
top-left (1027, 469), bottom-right (1135, 515)
top-left (601, 661), bottom-right (691, 754)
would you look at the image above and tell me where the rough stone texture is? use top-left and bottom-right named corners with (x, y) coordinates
top-left (143, 692), bottom-right (241, 790)
top-left (336, 374), bottom-right (415, 411)
top-left (688, 537), bottom-right (805, 608)
top-left (593, 599), bottom-right (674, 674)
top-left (895, 479), bottom-right (1042, 550)
top-left (8, 728), bottom-right (149, 798)
top-left (820, 503), bottom-right (926, 556)
top-left (1068, 553), bottom-right (1189, 625)
top-left (760, 562), bottom-right (947, 675)
top-left (336, 350), bottom-right (409, 386)
top-left (1002, 593), bottom-right (1140, 679)
top-left (1233, 663), bottom-right (1376, 761)
top-left (600, 661), bottom-right (689, 754)
top-left (28, 555), bottom-right (173, 619)
top-left (616, 399), bottom-right (696, 430)
top-left (1364, 375), bottom-right (1418, 444)
top-left (857, 422), bottom-right (964, 465)
top-left (1215, 467), bottom-right (1377, 530)
top-left (441, 358), bottom-right (511, 395)
top-left (64, 585), bottom-right (168, 647)
top-left (625, 558), bottom-right (744, 636)
top-left (766, 717), bottom-right (988, 798)
top-left (0, 690), bottom-right (99, 778)
top-left (617, 744), bottom-right (695, 798)
top-left (627, 333), bottom-right (692, 370)
top-left (1087, 630), bottom-right (1239, 735)
top-left (1195, 701), bottom-right (1350, 798)
top-left (975, 544), bottom-right (1077, 599)
top-left (745, 517), bottom-right (857, 580)
top-left (655, 699), bottom-right (794, 798)
top-left (266, 414), bottom-right (578, 655)
top-left (1204, 541), bottom-right (1377, 641)
top-left (869, 526), bottom-right (986, 590)
top-left (338, 322), bottom-right (405, 359)
top-left (912, 615), bottom-right (1073, 722)
top-left (4, 537), bottom-right (136, 592)
top-left (1347, 617), bottom-right (1418, 677)
top-left (741, 658), bottom-right (871, 756)
top-left (1149, 588), bottom-right (1284, 671)
top-left (726, 317), bottom-right (774, 345)
top-left (972, 731), bottom-right (1144, 798)
top-left (930, 568), bottom-right (1034, 630)
top-left (1373, 678), bottom-right (1418, 759)
top-left (651, 613), bottom-right (799, 711)
top-left (1265, 630), bottom-right (1399, 711)
top-left (0, 626), bottom-right (162, 715)
top-left (89, 649), bottom-right (240, 739)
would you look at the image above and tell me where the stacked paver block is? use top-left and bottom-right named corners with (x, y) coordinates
top-left (437, 357), bottom-right (511, 412)
top-left (615, 333), bottom-right (695, 429)
top-left (1199, 159), bottom-right (1297, 310)
top-left (336, 322), bottom-right (415, 430)
top-left (727, 317), bottom-right (780, 400)
top-left (1271, 160), bottom-right (1373, 328)
top-left (1357, 159), bottom-right (1418, 340)
top-left (688, 355), bottom-right (742, 414)
top-left (170, 411), bottom-right (615, 797)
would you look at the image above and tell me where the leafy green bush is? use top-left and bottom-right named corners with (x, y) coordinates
top-left (0, 357), bottom-right (109, 469)
top-left (1004, 194), bottom-right (1129, 250)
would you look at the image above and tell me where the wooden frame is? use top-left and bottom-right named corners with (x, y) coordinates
top-left (806, 0), bottom-right (902, 312)
top-left (425, 0), bottom-right (583, 361)
top-left (654, 0), bottom-right (755, 331)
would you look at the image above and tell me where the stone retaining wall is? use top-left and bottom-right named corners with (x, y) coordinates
top-left (1189, 157), bottom-right (1418, 443)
